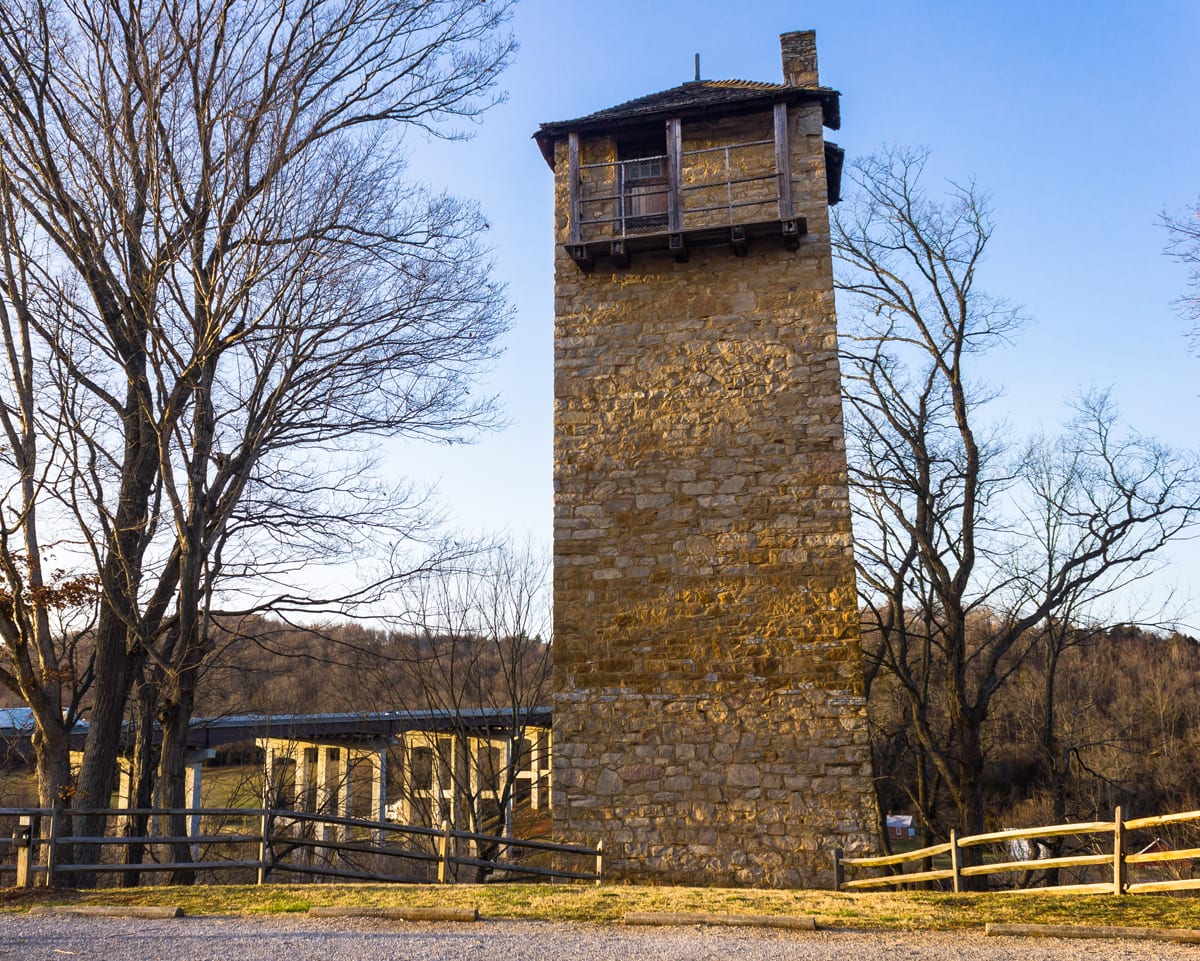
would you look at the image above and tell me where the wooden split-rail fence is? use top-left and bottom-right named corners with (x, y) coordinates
top-left (0, 806), bottom-right (603, 888)
top-left (835, 807), bottom-right (1200, 895)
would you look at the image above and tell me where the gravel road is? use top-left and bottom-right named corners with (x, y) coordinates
top-left (0, 915), bottom-right (1198, 961)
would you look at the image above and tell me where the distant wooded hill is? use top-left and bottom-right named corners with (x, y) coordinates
top-left (0, 616), bottom-right (550, 720)
top-left (868, 622), bottom-right (1200, 838)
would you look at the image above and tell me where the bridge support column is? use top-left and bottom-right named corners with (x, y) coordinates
top-left (315, 747), bottom-right (333, 839)
top-left (185, 759), bottom-right (202, 837)
top-left (369, 750), bottom-right (387, 842)
top-left (116, 758), bottom-right (134, 810)
top-left (336, 752), bottom-right (354, 841)
top-left (295, 747), bottom-right (313, 812)
top-left (183, 749), bottom-right (214, 859)
top-left (261, 742), bottom-right (284, 807)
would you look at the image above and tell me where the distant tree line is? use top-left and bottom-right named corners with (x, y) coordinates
top-left (868, 620), bottom-right (1200, 845)
top-left (197, 610), bottom-right (550, 722)
top-left (0, 613), bottom-right (551, 736)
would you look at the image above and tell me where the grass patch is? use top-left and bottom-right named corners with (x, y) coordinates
top-left (2, 883), bottom-right (1200, 930)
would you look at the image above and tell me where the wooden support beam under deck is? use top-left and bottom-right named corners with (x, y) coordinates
top-left (773, 102), bottom-right (794, 223)
top-left (666, 117), bottom-right (683, 234)
top-left (568, 132), bottom-right (582, 245)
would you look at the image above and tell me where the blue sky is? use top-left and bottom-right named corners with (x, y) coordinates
top-left (388, 0), bottom-right (1200, 623)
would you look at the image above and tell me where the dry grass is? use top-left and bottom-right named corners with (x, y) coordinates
top-left (3, 883), bottom-right (1200, 930)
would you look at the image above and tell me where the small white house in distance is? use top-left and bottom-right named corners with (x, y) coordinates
top-left (886, 814), bottom-right (916, 839)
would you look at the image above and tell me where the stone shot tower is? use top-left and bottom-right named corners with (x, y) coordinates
top-left (535, 31), bottom-right (875, 887)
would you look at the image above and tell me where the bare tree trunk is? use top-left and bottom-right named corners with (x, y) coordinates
top-left (28, 706), bottom-right (72, 812)
top-left (72, 629), bottom-right (145, 886)
top-left (122, 672), bottom-right (160, 888)
top-left (158, 692), bottom-right (197, 885)
top-left (1040, 637), bottom-right (1066, 886)
top-left (74, 369), bottom-right (158, 885)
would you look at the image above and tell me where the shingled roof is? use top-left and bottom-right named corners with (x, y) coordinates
top-left (534, 79), bottom-right (840, 167)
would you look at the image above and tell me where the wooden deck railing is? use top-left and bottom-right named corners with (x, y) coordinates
top-left (0, 806), bottom-right (603, 888)
top-left (834, 807), bottom-right (1200, 894)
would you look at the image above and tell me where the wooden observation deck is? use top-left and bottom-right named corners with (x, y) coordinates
top-left (535, 80), bottom-right (843, 272)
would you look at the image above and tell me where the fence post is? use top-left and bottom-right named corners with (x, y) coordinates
top-left (1113, 805), bottom-right (1126, 895)
top-left (594, 840), bottom-right (604, 885)
top-left (832, 848), bottom-right (844, 892)
top-left (257, 807), bottom-right (272, 885)
top-left (949, 830), bottom-right (961, 894)
top-left (45, 809), bottom-right (58, 888)
top-left (437, 819), bottom-right (452, 884)
top-left (13, 816), bottom-right (33, 888)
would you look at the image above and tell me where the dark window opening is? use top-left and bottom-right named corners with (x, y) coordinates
top-left (411, 745), bottom-right (434, 792)
top-left (273, 757), bottom-right (296, 808)
top-left (436, 738), bottom-right (453, 791)
top-left (618, 135), bottom-right (668, 234)
top-left (484, 744), bottom-right (504, 782)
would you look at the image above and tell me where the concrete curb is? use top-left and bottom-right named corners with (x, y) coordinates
top-left (308, 906), bottom-right (480, 923)
top-left (28, 906), bottom-right (184, 919)
top-left (985, 922), bottom-right (1200, 944)
top-left (623, 911), bottom-right (816, 930)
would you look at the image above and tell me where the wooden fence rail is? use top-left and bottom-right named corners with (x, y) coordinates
top-left (834, 806), bottom-right (1200, 895)
top-left (0, 806), bottom-right (603, 888)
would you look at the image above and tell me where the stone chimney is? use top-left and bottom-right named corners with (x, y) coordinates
top-left (780, 30), bottom-right (819, 87)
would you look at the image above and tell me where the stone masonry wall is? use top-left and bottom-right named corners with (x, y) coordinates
top-left (552, 100), bottom-right (876, 887)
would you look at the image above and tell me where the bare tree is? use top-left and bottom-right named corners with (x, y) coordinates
top-left (1164, 200), bottom-right (1200, 343)
top-left (1011, 397), bottom-right (1190, 830)
top-left (836, 148), bottom-right (1200, 860)
top-left (387, 538), bottom-right (552, 877)
top-left (0, 0), bottom-right (514, 878)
